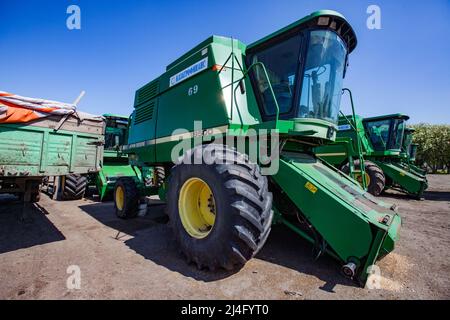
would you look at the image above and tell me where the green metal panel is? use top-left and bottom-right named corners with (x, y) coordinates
top-left (0, 122), bottom-right (103, 177)
top-left (376, 161), bottom-right (428, 196)
top-left (96, 161), bottom-right (141, 201)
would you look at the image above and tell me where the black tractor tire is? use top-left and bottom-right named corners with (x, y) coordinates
top-left (342, 160), bottom-right (385, 196)
top-left (154, 166), bottom-right (166, 187)
top-left (63, 174), bottom-right (87, 200)
top-left (114, 177), bottom-right (139, 219)
top-left (166, 144), bottom-right (273, 271)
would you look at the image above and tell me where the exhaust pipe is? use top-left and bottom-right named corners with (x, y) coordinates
top-left (342, 262), bottom-right (357, 279)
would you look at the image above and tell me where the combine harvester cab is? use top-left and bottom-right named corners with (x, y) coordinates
top-left (119, 10), bottom-right (401, 285)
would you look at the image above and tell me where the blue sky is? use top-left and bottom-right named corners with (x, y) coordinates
top-left (1, 0), bottom-right (449, 124)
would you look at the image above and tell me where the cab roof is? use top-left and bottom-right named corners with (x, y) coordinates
top-left (364, 114), bottom-right (410, 122)
top-left (247, 10), bottom-right (357, 53)
top-left (103, 113), bottom-right (128, 120)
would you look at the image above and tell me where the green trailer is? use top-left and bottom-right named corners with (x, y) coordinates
top-left (112, 10), bottom-right (402, 285)
top-left (315, 113), bottom-right (428, 198)
top-left (0, 114), bottom-right (104, 203)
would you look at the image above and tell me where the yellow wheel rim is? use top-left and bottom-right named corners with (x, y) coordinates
top-left (355, 171), bottom-right (371, 188)
top-left (115, 185), bottom-right (125, 210)
top-left (178, 177), bottom-right (216, 239)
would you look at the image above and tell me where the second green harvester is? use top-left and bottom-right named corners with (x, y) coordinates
top-left (315, 113), bottom-right (428, 198)
top-left (114, 10), bottom-right (402, 286)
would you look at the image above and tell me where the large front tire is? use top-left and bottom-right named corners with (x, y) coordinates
top-left (114, 177), bottom-right (139, 219)
top-left (342, 160), bottom-right (385, 196)
top-left (166, 145), bottom-right (273, 271)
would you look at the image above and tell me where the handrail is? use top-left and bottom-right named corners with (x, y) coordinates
top-left (342, 88), bottom-right (367, 190)
top-left (223, 61), bottom-right (280, 127)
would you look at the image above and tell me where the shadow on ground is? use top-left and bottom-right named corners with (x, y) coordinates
top-left (79, 201), bottom-right (356, 290)
top-left (423, 191), bottom-right (450, 202)
top-left (0, 197), bottom-right (65, 254)
top-left (382, 189), bottom-right (450, 202)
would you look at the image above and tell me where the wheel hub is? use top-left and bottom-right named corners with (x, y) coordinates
top-left (178, 177), bottom-right (216, 239)
top-left (115, 185), bottom-right (125, 210)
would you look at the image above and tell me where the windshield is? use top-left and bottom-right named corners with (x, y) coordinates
top-left (364, 118), bottom-right (406, 151)
top-left (247, 29), bottom-right (347, 124)
top-left (104, 119), bottom-right (128, 151)
top-left (402, 131), bottom-right (413, 153)
top-left (298, 30), bottom-right (347, 124)
top-left (390, 119), bottom-right (405, 150)
top-left (409, 144), bottom-right (418, 160)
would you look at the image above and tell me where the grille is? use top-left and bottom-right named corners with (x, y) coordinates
top-left (136, 80), bottom-right (159, 105)
top-left (134, 100), bottom-right (155, 124)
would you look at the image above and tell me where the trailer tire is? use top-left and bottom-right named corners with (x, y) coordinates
top-left (154, 166), bottom-right (165, 187)
top-left (63, 174), bottom-right (87, 200)
top-left (114, 177), bottom-right (139, 219)
top-left (166, 144), bottom-right (273, 271)
top-left (342, 160), bottom-right (385, 196)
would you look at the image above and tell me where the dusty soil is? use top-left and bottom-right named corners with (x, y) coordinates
top-left (0, 175), bottom-right (449, 300)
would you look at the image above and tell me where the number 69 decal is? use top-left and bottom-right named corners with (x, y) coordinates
top-left (188, 85), bottom-right (199, 96)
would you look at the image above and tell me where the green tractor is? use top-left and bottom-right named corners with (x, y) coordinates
top-left (114, 10), bottom-right (402, 285)
top-left (60, 114), bottom-right (142, 201)
top-left (315, 113), bottom-right (428, 198)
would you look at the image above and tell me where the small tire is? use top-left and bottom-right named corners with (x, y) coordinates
top-left (166, 144), bottom-right (273, 271)
top-left (114, 177), bottom-right (139, 219)
top-left (153, 166), bottom-right (165, 187)
top-left (342, 160), bottom-right (385, 196)
top-left (63, 174), bottom-right (87, 200)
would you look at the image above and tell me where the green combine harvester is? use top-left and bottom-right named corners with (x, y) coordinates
top-left (113, 10), bottom-right (402, 285)
top-left (60, 114), bottom-right (142, 201)
top-left (315, 113), bottom-right (428, 198)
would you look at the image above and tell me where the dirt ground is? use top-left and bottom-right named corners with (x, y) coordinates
top-left (0, 175), bottom-right (449, 300)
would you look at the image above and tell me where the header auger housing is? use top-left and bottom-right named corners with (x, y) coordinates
top-left (115, 10), bottom-right (401, 286)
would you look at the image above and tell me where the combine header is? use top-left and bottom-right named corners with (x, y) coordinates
top-left (114, 10), bottom-right (402, 285)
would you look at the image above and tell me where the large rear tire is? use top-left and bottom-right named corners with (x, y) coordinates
top-left (342, 160), bottom-right (385, 196)
top-left (114, 177), bottom-right (139, 219)
top-left (166, 144), bottom-right (273, 271)
top-left (63, 174), bottom-right (87, 200)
